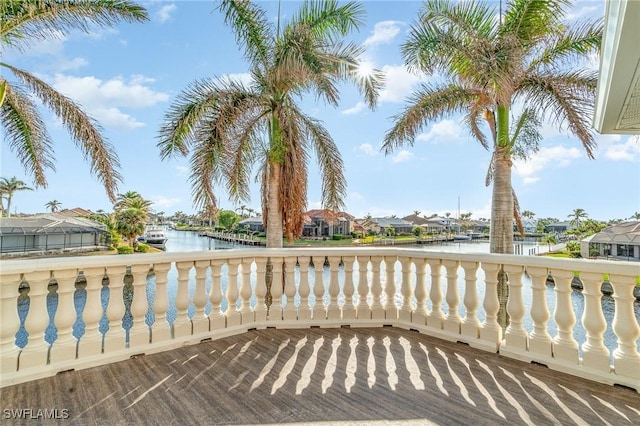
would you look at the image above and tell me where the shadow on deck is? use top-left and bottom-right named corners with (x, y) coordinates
top-left (1, 327), bottom-right (639, 425)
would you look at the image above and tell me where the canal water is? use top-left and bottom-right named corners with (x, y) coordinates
top-left (15, 229), bottom-right (640, 356)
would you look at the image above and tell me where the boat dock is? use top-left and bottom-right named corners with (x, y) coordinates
top-left (200, 231), bottom-right (266, 246)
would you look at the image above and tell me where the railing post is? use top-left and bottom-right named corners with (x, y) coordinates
top-left (327, 256), bottom-right (341, 320)
top-left (19, 271), bottom-right (52, 370)
top-left (174, 261), bottom-right (193, 338)
top-left (342, 256), bottom-right (356, 320)
top-left (608, 273), bottom-right (640, 381)
top-left (399, 257), bottom-right (413, 323)
top-left (412, 258), bottom-right (428, 326)
top-left (526, 266), bottom-right (552, 358)
top-left (551, 269), bottom-right (579, 364)
top-left (78, 267), bottom-right (106, 358)
top-left (268, 257), bottom-right (283, 322)
top-left (384, 256), bottom-right (398, 320)
top-left (297, 256), bottom-right (312, 321)
top-left (226, 259), bottom-right (241, 327)
top-left (442, 260), bottom-right (461, 334)
top-left (460, 261), bottom-right (480, 339)
top-left (104, 266), bottom-right (127, 353)
top-left (239, 258), bottom-right (254, 324)
top-left (426, 259), bottom-right (443, 330)
top-left (283, 257), bottom-right (298, 321)
top-left (253, 258), bottom-right (268, 323)
top-left (502, 264), bottom-right (528, 355)
top-left (312, 256), bottom-right (326, 321)
top-left (129, 264), bottom-right (151, 348)
top-left (479, 262), bottom-right (502, 349)
top-left (208, 260), bottom-right (226, 329)
top-left (579, 272), bottom-right (611, 373)
top-left (49, 269), bottom-right (79, 364)
top-left (0, 273), bottom-right (22, 374)
top-left (370, 256), bottom-right (384, 320)
top-left (150, 263), bottom-right (172, 343)
top-left (192, 260), bottom-right (210, 334)
top-left (356, 256), bottom-right (371, 319)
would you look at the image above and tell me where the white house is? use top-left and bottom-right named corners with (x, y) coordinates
top-left (580, 221), bottom-right (640, 261)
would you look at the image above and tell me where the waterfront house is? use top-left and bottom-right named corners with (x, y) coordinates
top-left (545, 221), bottom-right (574, 235)
top-left (238, 215), bottom-right (265, 233)
top-left (580, 221), bottom-right (640, 261)
top-left (371, 216), bottom-right (414, 235)
top-left (302, 209), bottom-right (354, 237)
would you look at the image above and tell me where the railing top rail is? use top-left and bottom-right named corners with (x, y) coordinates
top-left (1, 247), bottom-right (639, 277)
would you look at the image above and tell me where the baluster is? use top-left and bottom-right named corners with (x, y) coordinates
top-left (226, 259), bottom-right (241, 326)
top-left (608, 273), bottom-right (640, 380)
top-left (174, 261), bottom-right (193, 338)
top-left (129, 264), bottom-right (151, 347)
top-left (283, 257), bottom-right (297, 321)
top-left (412, 258), bottom-right (428, 325)
top-left (239, 258), bottom-right (254, 324)
top-left (0, 273), bottom-right (22, 374)
top-left (442, 260), bottom-right (461, 334)
top-left (78, 267), bottom-right (105, 357)
top-left (268, 258), bottom-right (283, 322)
top-left (526, 266), bottom-right (552, 357)
top-left (20, 271), bottom-right (52, 369)
top-left (551, 269), bottom-right (579, 363)
top-left (399, 257), bottom-right (413, 322)
top-left (208, 260), bottom-right (225, 329)
top-left (104, 266), bottom-right (126, 353)
top-left (50, 269), bottom-right (79, 364)
top-left (580, 272), bottom-right (611, 373)
top-left (253, 258), bottom-right (268, 323)
top-left (460, 261), bottom-right (480, 339)
top-left (312, 256), bottom-right (326, 321)
top-left (502, 264), bottom-right (528, 353)
top-left (384, 256), bottom-right (397, 320)
top-left (370, 256), bottom-right (384, 320)
top-left (479, 262), bottom-right (502, 347)
top-left (356, 257), bottom-right (371, 319)
top-left (342, 256), bottom-right (356, 320)
top-left (150, 263), bottom-right (172, 343)
top-left (297, 256), bottom-right (312, 320)
top-left (192, 260), bottom-right (210, 334)
top-left (327, 256), bottom-right (341, 320)
top-left (426, 259), bottom-right (443, 330)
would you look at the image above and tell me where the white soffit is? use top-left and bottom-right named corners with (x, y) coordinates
top-left (594, 0), bottom-right (640, 134)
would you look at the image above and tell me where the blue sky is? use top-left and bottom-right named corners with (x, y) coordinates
top-left (2, 0), bottom-right (638, 222)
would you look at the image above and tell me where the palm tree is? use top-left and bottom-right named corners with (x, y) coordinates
top-left (45, 199), bottom-right (62, 212)
top-left (157, 0), bottom-right (382, 248)
top-left (1, 0), bottom-right (148, 203)
top-left (568, 208), bottom-right (589, 229)
top-left (115, 191), bottom-right (152, 214)
top-left (0, 176), bottom-right (32, 217)
top-left (522, 210), bottom-right (535, 219)
top-left (115, 208), bottom-right (146, 247)
top-left (629, 212), bottom-right (640, 220)
top-left (382, 0), bottom-right (601, 255)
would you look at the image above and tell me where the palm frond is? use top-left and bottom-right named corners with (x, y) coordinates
top-left (1, 0), bottom-right (148, 51)
top-left (1, 81), bottom-right (55, 188)
top-left (291, 0), bottom-right (364, 40)
top-left (509, 108), bottom-right (542, 160)
top-left (218, 0), bottom-right (273, 68)
top-left (513, 189), bottom-right (525, 237)
top-left (530, 18), bottom-right (603, 69)
top-left (7, 64), bottom-right (121, 201)
top-left (501, 0), bottom-right (567, 42)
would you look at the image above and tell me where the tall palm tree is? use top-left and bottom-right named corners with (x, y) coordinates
top-left (382, 0), bottom-right (602, 255)
top-left (0, 176), bottom-right (33, 217)
top-left (522, 210), bottom-right (535, 219)
top-left (115, 207), bottom-right (146, 247)
top-left (157, 0), bottom-right (382, 248)
top-left (45, 199), bottom-right (62, 212)
top-left (568, 208), bottom-right (588, 228)
top-left (114, 191), bottom-right (152, 214)
top-left (1, 0), bottom-right (148, 202)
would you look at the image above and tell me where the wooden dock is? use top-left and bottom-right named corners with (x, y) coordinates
top-left (200, 232), bottom-right (266, 246)
top-left (2, 327), bottom-right (638, 425)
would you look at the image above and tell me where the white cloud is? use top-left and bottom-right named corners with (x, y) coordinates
top-left (54, 56), bottom-right (88, 72)
top-left (379, 64), bottom-right (426, 103)
top-left (91, 107), bottom-right (145, 129)
top-left (513, 146), bottom-right (583, 183)
top-left (391, 150), bottom-right (414, 164)
top-left (342, 101), bottom-right (366, 115)
top-left (600, 135), bottom-right (639, 161)
top-left (356, 143), bottom-right (378, 156)
top-left (417, 119), bottom-right (465, 143)
top-left (156, 4), bottom-right (177, 23)
top-left (364, 21), bottom-right (404, 46)
top-left (217, 72), bottom-right (254, 87)
top-left (151, 195), bottom-right (182, 209)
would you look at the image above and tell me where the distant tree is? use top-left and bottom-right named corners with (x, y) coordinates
top-left (218, 209), bottom-right (240, 231)
top-left (629, 212), bottom-right (640, 220)
top-left (460, 212), bottom-right (473, 232)
top-left (45, 199), bottom-right (61, 212)
top-left (540, 234), bottom-right (557, 251)
top-left (0, 176), bottom-right (32, 217)
top-left (568, 208), bottom-right (589, 229)
top-left (521, 210), bottom-right (535, 219)
top-left (115, 208), bottom-right (146, 247)
top-left (412, 225), bottom-right (424, 237)
top-left (413, 210), bottom-right (421, 216)
top-left (1, 0), bottom-right (148, 202)
top-left (385, 226), bottom-right (395, 237)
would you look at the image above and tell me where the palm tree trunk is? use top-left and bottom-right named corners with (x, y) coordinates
top-left (6, 195), bottom-right (13, 218)
top-left (266, 161), bottom-right (283, 248)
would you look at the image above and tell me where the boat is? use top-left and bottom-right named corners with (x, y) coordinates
top-left (453, 234), bottom-right (472, 241)
top-left (138, 226), bottom-right (168, 247)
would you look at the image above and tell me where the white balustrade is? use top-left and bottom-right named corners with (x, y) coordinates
top-left (49, 269), bottom-right (79, 364)
top-left (1, 248), bottom-right (638, 392)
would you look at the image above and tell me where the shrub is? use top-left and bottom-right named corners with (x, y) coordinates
top-left (136, 243), bottom-right (149, 253)
top-left (117, 246), bottom-right (134, 254)
top-left (332, 234), bottom-right (343, 240)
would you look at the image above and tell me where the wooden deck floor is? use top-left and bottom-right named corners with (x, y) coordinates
top-left (1, 327), bottom-right (639, 425)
